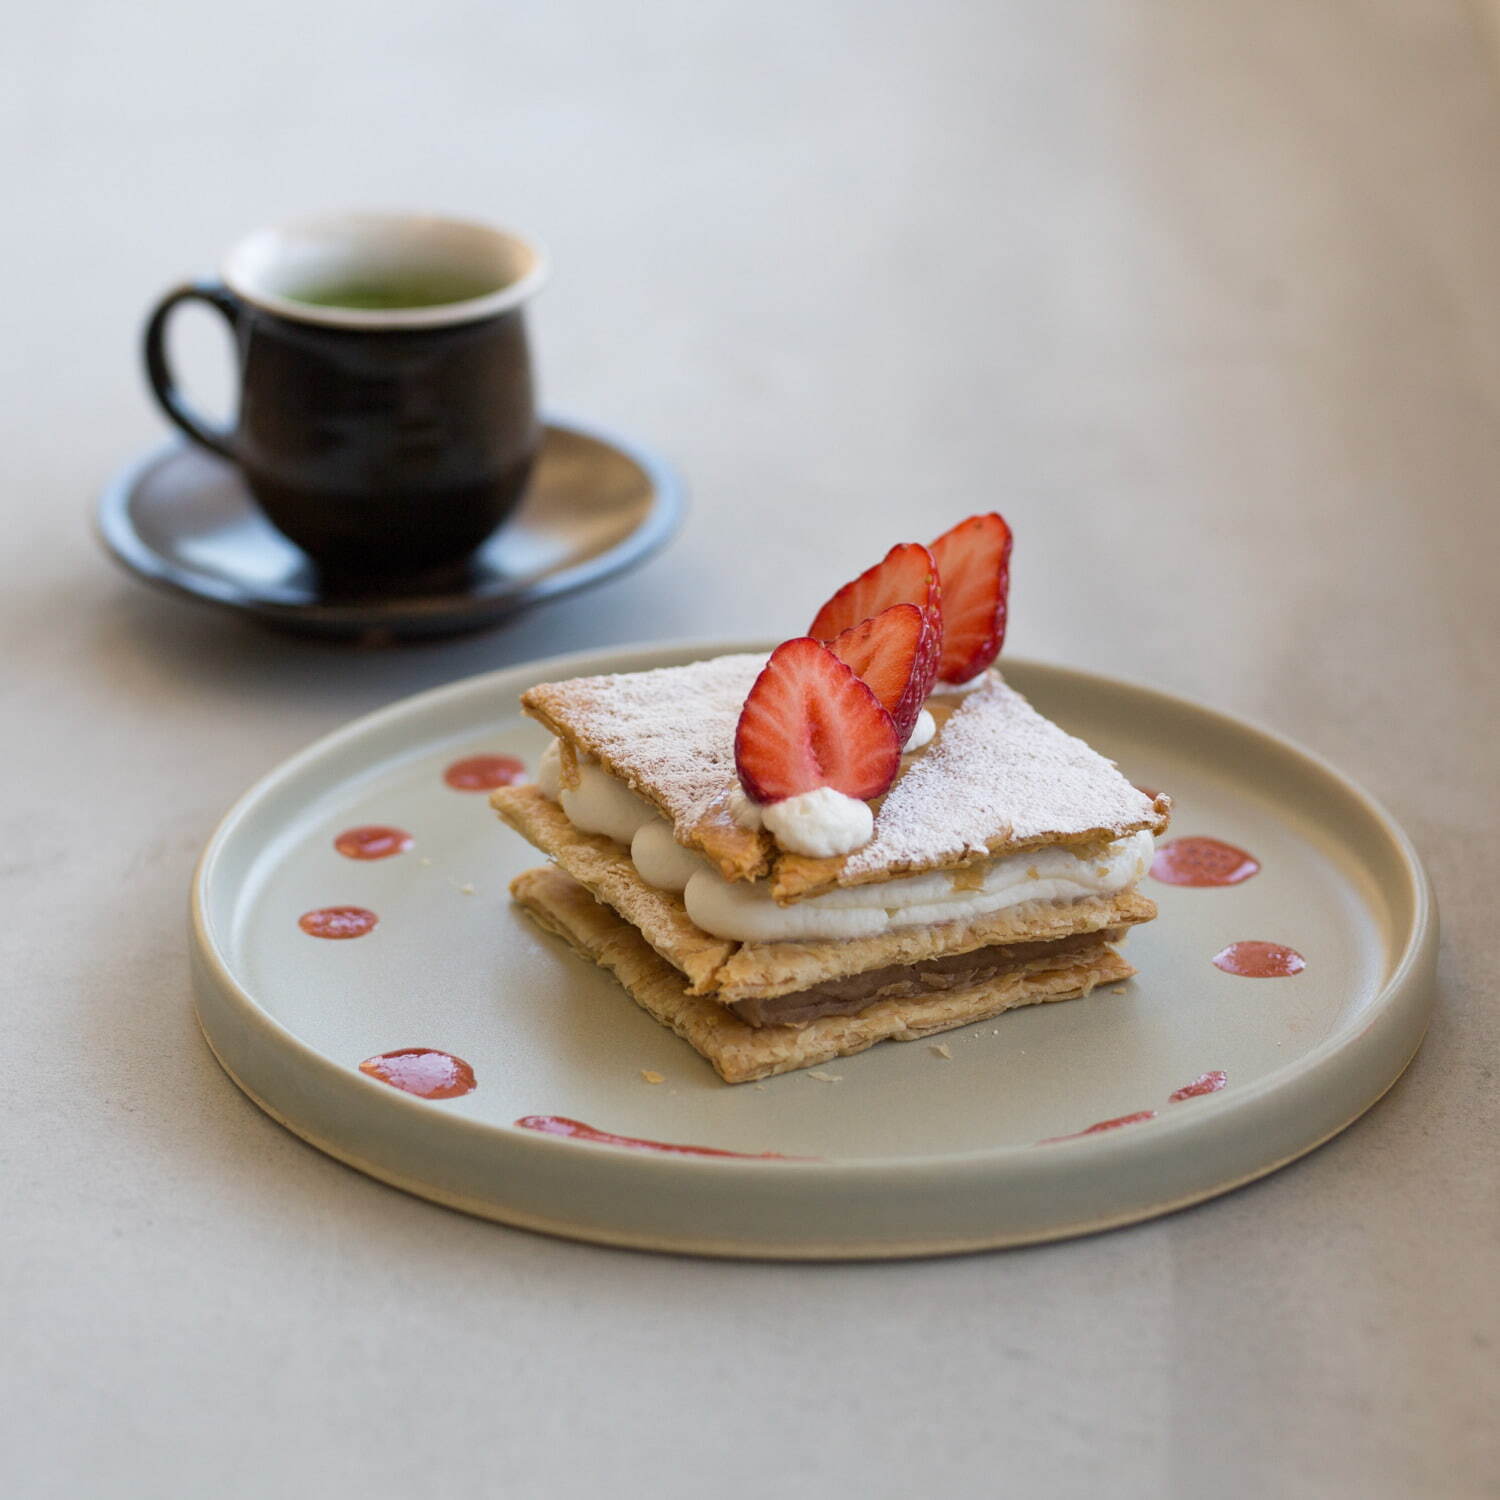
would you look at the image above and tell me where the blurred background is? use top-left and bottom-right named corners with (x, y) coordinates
top-left (4, 3), bottom-right (1496, 1496)
top-left (7, 4), bottom-right (1497, 719)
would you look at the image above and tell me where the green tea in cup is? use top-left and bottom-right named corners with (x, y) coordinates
top-left (285, 271), bottom-right (505, 311)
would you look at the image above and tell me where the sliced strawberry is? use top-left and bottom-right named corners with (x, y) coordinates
top-left (735, 638), bottom-right (901, 804)
top-left (827, 602), bottom-right (940, 744)
top-left (928, 513), bottom-right (1013, 682)
top-left (808, 542), bottom-right (941, 645)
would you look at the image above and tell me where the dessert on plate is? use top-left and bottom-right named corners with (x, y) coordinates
top-left (492, 515), bottom-right (1171, 1083)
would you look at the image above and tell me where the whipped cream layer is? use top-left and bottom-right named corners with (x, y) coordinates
top-left (631, 819), bottom-right (705, 891)
top-left (684, 829), bottom-right (1153, 941)
top-left (534, 742), bottom-right (1152, 944)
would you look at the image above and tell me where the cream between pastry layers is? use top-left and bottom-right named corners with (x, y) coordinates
top-left (491, 653), bottom-right (1171, 1084)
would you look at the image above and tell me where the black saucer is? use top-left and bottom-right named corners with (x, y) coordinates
top-left (95, 417), bottom-right (685, 642)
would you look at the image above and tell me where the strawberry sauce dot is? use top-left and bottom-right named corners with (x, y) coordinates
top-left (1213, 941), bottom-right (1305, 978)
top-left (1169, 1070), bottom-right (1228, 1101)
top-left (1150, 837), bottom-right (1260, 887)
top-left (515, 1115), bottom-right (791, 1158)
top-left (1042, 1110), bottom-right (1157, 1143)
top-left (299, 906), bottom-right (378, 939)
top-left (444, 754), bottom-right (527, 791)
top-left (359, 1049), bottom-right (476, 1099)
top-left (334, 825), bottom-right (413, 860)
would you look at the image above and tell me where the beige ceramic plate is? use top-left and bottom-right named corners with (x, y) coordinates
top-left (191, 641), bottom-right (1436, 1258)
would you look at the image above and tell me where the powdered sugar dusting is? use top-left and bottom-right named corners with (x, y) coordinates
top-left (529, 656), bottom-right (1159, 876)
top-left (529, 654), bottom-right (765, 833)
top-left (841, 675), bottom-right (1157, 875)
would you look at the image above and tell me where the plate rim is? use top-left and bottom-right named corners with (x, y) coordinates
top-left (95, 414), bottom-right (686, 625)
top-left (189, 639), bottom-right (1438, 1254)
top-left (191, 1015), bottom-right (1426, 1260)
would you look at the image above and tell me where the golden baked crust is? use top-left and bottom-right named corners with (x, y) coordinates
top-left (520, 658), bottom-right (772, 883)
top-left (491, 784), bottom-right (734, 992)
top-left (510, 865), bottom-right (1136, 1084)
top-left (519, 658), bottom-right (1170, 898)
top-left (492, 783), bottom-right (1155, 1002)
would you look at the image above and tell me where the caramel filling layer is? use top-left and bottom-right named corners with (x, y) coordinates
top-left (729, 928), bottom-right (1119, 1028)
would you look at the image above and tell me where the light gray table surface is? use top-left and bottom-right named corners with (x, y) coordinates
top-left (4, 3), bottom-right (1497, 1496)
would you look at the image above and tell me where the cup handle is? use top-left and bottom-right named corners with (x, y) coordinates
top-left (142, 281), bottom-right (241, 460)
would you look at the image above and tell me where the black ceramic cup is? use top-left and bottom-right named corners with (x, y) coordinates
top-left (143, 212), bottom-right (547, 578)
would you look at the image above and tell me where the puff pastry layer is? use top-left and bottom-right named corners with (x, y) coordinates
top-left (512, 866), bottom-right (1135, 1084)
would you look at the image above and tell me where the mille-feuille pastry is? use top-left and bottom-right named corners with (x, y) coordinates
top-left (492, 514), bottom-right (1171, 1083)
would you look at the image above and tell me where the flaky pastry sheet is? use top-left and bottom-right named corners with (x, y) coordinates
top-left (493, 784), bottom-right (1155, 1002)
top-left (511, 866), bottom-right (1135, 1084)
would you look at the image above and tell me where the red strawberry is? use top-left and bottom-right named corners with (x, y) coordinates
top-left (808, 542), bottom-right (941, 645)
top-left (928, 513), bottom-right (1013, 682)
top-left (735, 638), bottom-right (901, 804)
top-left (827, 603), bottom-right (940, 744)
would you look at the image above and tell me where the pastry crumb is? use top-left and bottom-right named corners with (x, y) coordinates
top-left (807, 1070), bottom-right (842, 1083)
top-left (418, 857), bottom-right (433, 867)
top-left (929, 1043), bottom-right (953, 1060)
top-left (754, 1083), bottom-right (766, 1091)
top-left (459, 882), bottom-right (476, 895)
top-left (640, 1069), bottom-right (664, 1084)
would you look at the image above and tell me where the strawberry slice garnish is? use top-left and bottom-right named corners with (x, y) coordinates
top-left (827, 603), bottom-right (940, 744)
top-left (735, 638), bottom-right (901, 804)
top-left (928, 513), bottom-right (1013, 682)
top-left (808, 542), bottom-right (941, 645)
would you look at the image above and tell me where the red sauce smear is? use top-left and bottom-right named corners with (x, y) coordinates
top-left (1043, 1109), bottom-right (1157, 1143)
top-left (516, 1115), bottom-right (790, 1159)
top-left (1151, 836), bottom-right (1259, 887)
top-left (1213, 940), bottom-right (1306, 978)
top-left (359, 1048), bottom-right (476, 1099)
top-left (1169, 1070), bottom-right (1228, 1101)
top-left (334, 825), bottom-right (413, 860)
top-left (299, 906), bottom-right (378, 939)
top-left (444, 754), bottom-right (526, 791)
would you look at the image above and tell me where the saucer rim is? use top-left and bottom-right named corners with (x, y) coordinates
top-left (95, 415), bottom-right (686, 636)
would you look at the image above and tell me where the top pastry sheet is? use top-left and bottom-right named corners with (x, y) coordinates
top-left (520, 653), bottom-right (1169, 901)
